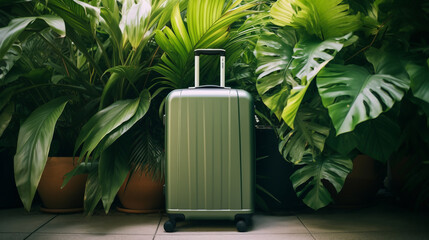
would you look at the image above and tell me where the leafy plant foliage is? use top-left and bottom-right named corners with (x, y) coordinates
top-left (254, 0), bottom-right (428, 210)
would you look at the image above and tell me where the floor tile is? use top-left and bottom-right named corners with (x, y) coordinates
top-left (27, 233), bottom-right (154, 240)
top-left (37, 212), bottom-right (162, 235)
top-left (312, 232), bottom-right (429, 240)
top-left (0, 208), bottom-right (55, 233)
top-left (297, 205), bottom-right (429, 233)
top-left (155, 233), bottom-right (314, 240)
top-left (0, 232), bottom-right (29, 240)
top-left (157, 214), bottom-right (309, 234)
top-left (251, 214), bottom-right (309, 234)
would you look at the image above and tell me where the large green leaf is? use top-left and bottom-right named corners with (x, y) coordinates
top-left (278, 103), bottom-right (330, 165)
top-left (290, 154), bottom-right (352, 210)
top-left (83, 164), bottom-right (102, 215)
top-left (100, 7), bottom-right (123, 64)
top-left (0, 44), bottom-right (21, 83)
top-left (94, 90), bottom-right (151, 159)
top-left (282, 34), bottom-right (349, 127)
top-left (355, 115), bottom-right (400, 163)
top-left (317, 49), bottom-right (410, 134)
top-left (0, 87), bottom-right (15, 113)
top-left (74, 98), bottom-right (139, 161)
top-left (47, 0), bottom-right (93, 37)
top-left (255, 29), bottom-right (297, 120)
top-left (99, 136), bottom-right (131, 213)
top-left (270, 0), bottom-right (360, 39)
top-left (14, 97), bottom-right (69, 211)
top-left (99, 66), bottom-right (144, 108)
top-left (0, 102), bottom-right (14, 138)
top-left (255, 30), bottom-right (349, 128)
top-left (406, 61), bottom-right (429, 104)
top-left (0, 15), bottom-right (65, 59)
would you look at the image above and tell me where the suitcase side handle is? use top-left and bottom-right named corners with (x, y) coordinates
top-left (194, 49), bottom-right (225, 88)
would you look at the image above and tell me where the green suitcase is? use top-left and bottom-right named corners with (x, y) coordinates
top-left (164, 49), bottom-right (255, 232)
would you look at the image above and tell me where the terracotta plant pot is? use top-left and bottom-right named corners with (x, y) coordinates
top-left (37, 157), bottom-right (87, 213)
top-left (117, 172), bottom-right (164, 213)
top-left (330, 155), bottom-right (380, 208)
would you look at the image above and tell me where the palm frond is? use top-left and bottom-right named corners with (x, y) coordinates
top-left (271, 0), bottom-right (361, 39)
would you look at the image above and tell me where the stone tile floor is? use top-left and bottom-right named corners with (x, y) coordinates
top-left (0, 202), bottom-right (428, 240)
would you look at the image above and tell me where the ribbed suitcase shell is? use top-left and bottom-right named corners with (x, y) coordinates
top-left (165, 88), bottom-right (255, 220)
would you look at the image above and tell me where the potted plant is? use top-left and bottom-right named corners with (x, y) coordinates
top-left (252, 0), bottom-right (428, 210)
top-left (0, 1), bottom-right (105, 212)
top-left (52, 0), bottom-right (177, 215)
top-left (0, 0), bottom-right (171, 214)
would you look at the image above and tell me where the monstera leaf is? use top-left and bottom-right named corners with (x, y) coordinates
top-left (283, 34), bottom-right (351, 127)
top-left (255, 28), bottom-right (297, 120)
top-left (256, 31), bottom-right (350, 128)
top-left (290, 154), bottom-right (352, 210)
top-left (270, 0), bottom-right (360, 40)
top-left (355, 115), bottom-right (401, 163)
top-left (317, 48), bottom-right (410, 135)
top-left (406, 61), bottom-right (429, 104)
top-left (278, 102), bottom-right (330, 164)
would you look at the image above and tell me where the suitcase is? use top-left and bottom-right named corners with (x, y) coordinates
top-left (164, 49), bottom-right (255, 232)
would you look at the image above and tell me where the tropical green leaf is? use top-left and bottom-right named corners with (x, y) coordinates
top-left (255, 29), bottom-right (349, 128)
top-left (0, 15), bottom-right (65, 59)
top-left (406, 61), bottom-right (429, 104)
top-left (271, 0), bottom-right (361, 39)
top-left (72, 0), bottom-right (100, 36)
top-left (153, 0), bottom-right (255, 89)
top-left (99, 136), bottom-right (130, 213)
top-left (278, 103), bottom-right (330, 164)
top-left (13, 97), bottom-right (69, 211)
top-left (99, 66), bottom-right (144, 108)
top-left (47, 0), bottom-right (93, 37)
top-left (129, 123), bottom-right (164, 180)
top-left (355, 115), bottom-right (401, 163)
top-left (62, 161), bottom-right (97, 188)
top-left (255, 29), bottom-right (297, 120)
top-left (0, 102), bottom-right (14, 138)
top-left (100, 7), bottom-right (123, 63)
top-left (290, 154), bottom-right (352, 210)
top-left (94, 90), bottom-right (151, 159)
top-left (0, 44), bottom-right (21, 82)
top-left (317, 49), bottom-right (410, 134)
top-left (0, 87), bottom-right (15, 111)
top-left (326, 130), bottom-right (358, 155)
top-left (282, 34), bottom-right (349, 127)
top-left (74, 98), bottom-right (139, 161)
top-left (83, 164), bottom-right (102, 215)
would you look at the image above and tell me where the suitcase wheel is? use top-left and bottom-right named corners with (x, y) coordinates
top-left (236, 220), bottom-right (248, 232)
top-left (164, 219), bottom-right (176, 232)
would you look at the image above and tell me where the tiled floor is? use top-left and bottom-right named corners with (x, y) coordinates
top-left (0, 203), bottom-right (428, 240)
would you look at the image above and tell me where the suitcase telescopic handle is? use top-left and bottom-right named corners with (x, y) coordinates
top-left (194, 49), bottom-right (225, 88)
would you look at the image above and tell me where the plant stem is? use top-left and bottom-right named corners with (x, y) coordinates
top-left (345, 19), bottom-right (389, 62)
top-left (143, 46), bottom-right (160, 88)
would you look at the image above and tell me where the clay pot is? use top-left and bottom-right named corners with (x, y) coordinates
top-left (37, 157), bottom-right (87, 213)
top-left (117, 172), bottom-right (164, 213)
top-left (331, 155), bottom-right (380, 208)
